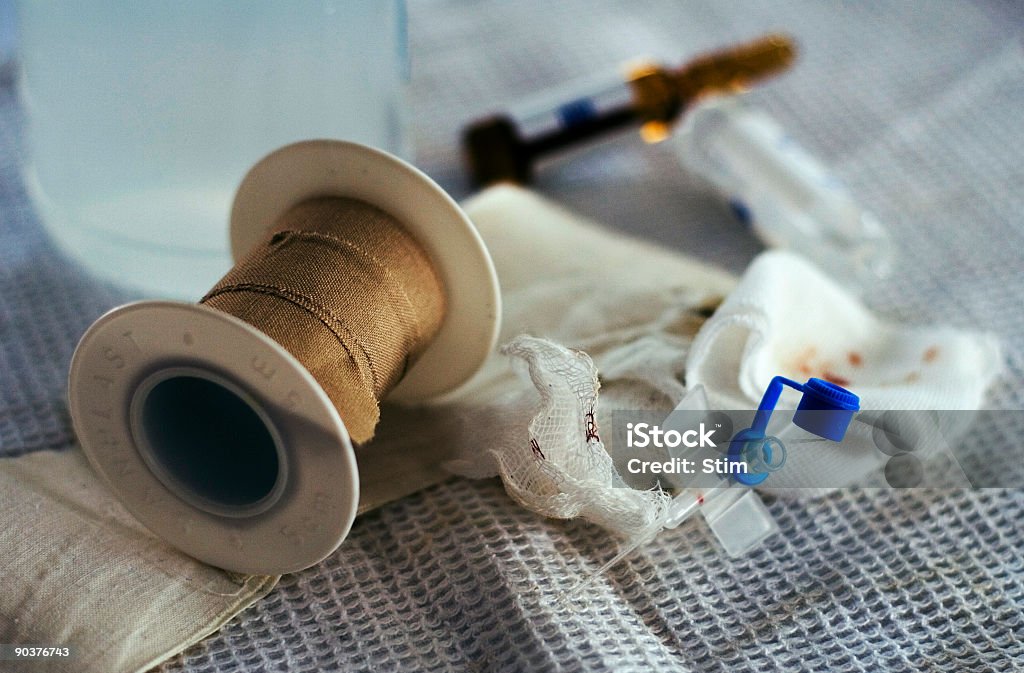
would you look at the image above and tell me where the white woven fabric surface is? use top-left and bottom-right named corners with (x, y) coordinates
top-left (0, 1), bottom-right (1022, 671)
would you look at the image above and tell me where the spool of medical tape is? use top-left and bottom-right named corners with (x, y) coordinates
top-left (68, 140), bottom-right (501, 574)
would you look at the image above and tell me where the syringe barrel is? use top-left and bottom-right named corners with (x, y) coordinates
top-left (463, 70), bottom-right (638, 185)
top-left (677, 99), bottom-right (894, 287)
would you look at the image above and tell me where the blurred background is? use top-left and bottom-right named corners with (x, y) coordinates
top-left (408, 1), bottom-right (1022, 278)
top-left (402, 0), bottom-right (1023, 414)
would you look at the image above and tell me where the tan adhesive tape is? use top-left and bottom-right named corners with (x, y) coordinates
top-left (68, 140), bottom-right (501, 574)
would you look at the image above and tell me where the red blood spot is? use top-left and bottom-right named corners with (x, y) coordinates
top-left (823, 371), bottom-right (851, 386)
top-left (697, 494), bottom-right (705, 505)
top-left (790, 346), bottom-right (817, 377)
top-left (584, 409), bottom-right (600, 443)
top-left (848, 351), bottom-right (863, 367)
top-left (923, 346), bottom-right (939, 363)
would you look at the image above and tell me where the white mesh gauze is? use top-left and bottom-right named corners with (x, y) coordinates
top-left (484, 336), bottom-right (672, 545)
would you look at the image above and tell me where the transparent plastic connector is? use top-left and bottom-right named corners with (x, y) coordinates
top-left (658, 384), bottom-right (782, 556)
top-left (568, 377), bottom-right (859, 597)
top-left (567, 386), bottom-right (783, 597)
top-left (701, 488), bottom-right (779, 557)
top-left (676, 98), bottom-right (894, 289)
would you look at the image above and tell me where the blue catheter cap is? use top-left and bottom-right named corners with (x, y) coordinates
top-left (793, 377), bottom-right (860, 442)
top-left (730, 376), bottom-right (861, 485)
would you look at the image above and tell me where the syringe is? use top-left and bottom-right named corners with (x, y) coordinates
top-left (463, 34), bottom-right (796, 186)
top-left (675, 98), bottom-right (894, 287)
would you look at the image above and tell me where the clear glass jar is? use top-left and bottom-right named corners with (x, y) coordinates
top-left (17, 2), bottom-right (408, 298)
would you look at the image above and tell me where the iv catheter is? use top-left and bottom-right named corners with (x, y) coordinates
top-left (575, 376), bottom-right (860, 590)
top-left (665, 376), bottom-right (858, 540)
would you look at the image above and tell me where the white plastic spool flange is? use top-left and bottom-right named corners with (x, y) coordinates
top-left (68, 140), bottom-right (501, 574)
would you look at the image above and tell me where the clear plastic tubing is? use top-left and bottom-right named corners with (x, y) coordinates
top-left (676, 98), bottom-right (894, 288)
top-left (661, 482), bottom-right (727, 529)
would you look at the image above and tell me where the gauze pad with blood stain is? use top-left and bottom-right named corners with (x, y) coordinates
top-left (686, 249), bottom-right (1003, 494)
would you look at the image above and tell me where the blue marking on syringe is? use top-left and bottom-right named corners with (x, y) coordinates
top-left (728, 198), bottom-right (753, 226)
top-left (558, 98), bottom-right (598, 128)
